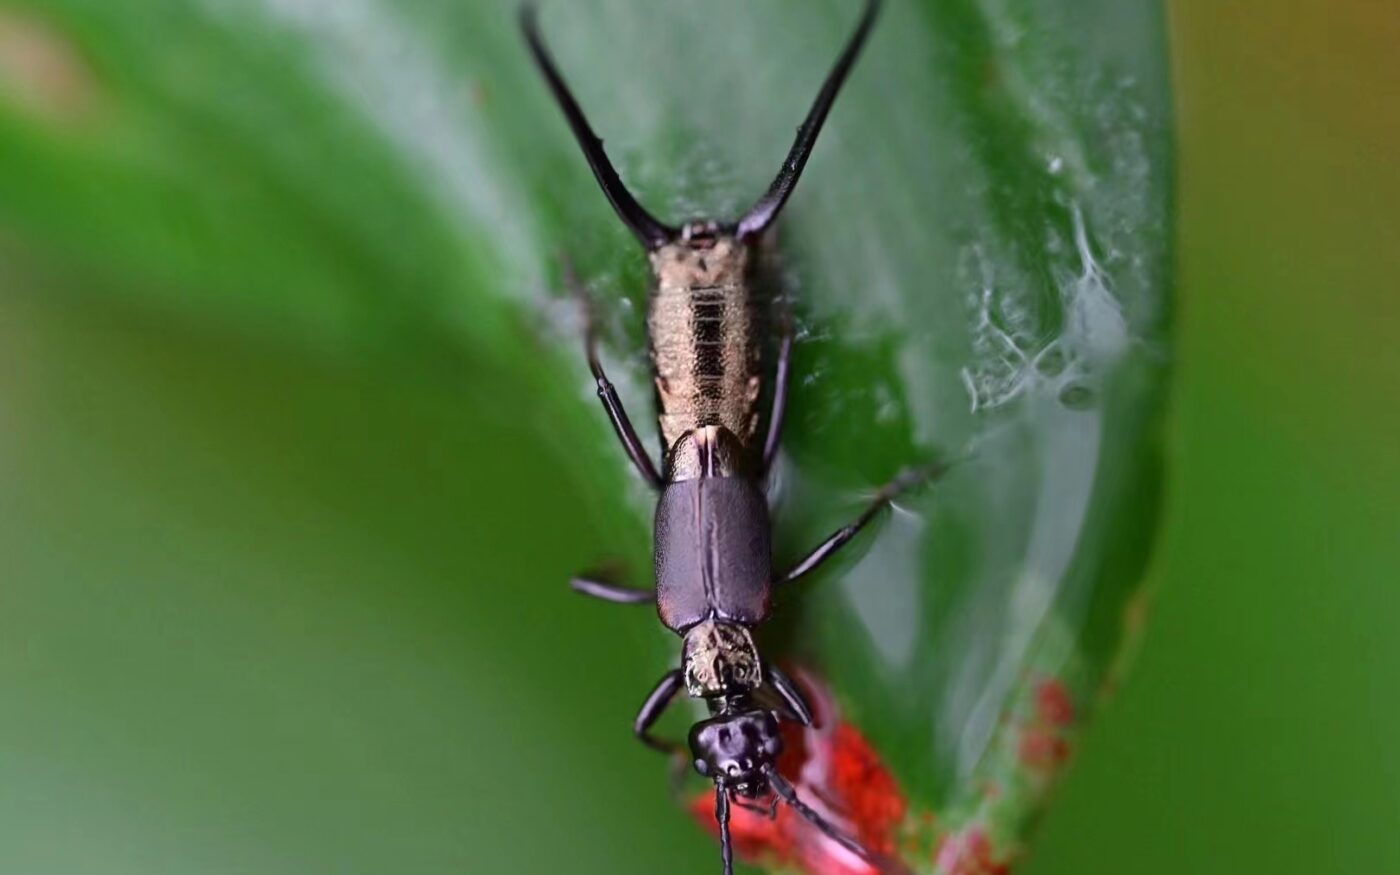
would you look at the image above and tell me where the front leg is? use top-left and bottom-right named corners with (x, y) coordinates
top-left (634, 669), bottom-right (694, 797)
top-left (766, 665), bottom-right (814, 727)
top-left (634, 669), bottom-right (686, 756)
top-left (776, 462), bottom-right (947, 587)
top-left (564, 257), bottom-right (663, 489)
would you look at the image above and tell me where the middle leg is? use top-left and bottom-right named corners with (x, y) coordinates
top-left (571, 575), bottom-right (654, 605)
top-left (776, 461), bottom-right (947, 588)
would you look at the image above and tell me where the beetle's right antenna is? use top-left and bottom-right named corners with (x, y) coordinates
top-left (521, 4), bottom-right (678, 250)
top-left (735, 0), bottom-right (882, 240)
top-left (716, 786), bottom-right (735, 875)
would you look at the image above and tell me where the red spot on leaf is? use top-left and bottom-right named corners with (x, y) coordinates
top-left (690, 668), bottom-right (906, 875)
top-left (934, 829), bottom-right (1010, 875)
top-left (1018, 677), bottom-right (1075, 774)
top-left (1034, 679), bottom-right (1075, 728)
top-left (1017, 728), bottom-right (1071, 770)
top-left (826, 722), bottom-right (906, 854)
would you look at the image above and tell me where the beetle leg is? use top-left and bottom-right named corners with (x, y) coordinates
top-left (634, 670), bottom-right (694, 796)
top-left (563, 257), bottom-right (663, 489)
top-left (634, 669), bottom-right (686, 756)
top-left (762, 298), bottom-right (795, 474)
top-left (776, 461), bottom-right (947, 587)
top-left (570, 576), bottom-right (654, 605)
top-left (765, 664), bottom-right (814, 727)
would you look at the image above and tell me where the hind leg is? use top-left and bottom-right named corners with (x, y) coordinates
top-left (563, 257), bottom-right (663, 489)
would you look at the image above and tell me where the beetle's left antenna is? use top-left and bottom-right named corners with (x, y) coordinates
top-left (735, 0), bottom-right (882, 240)
top-left (767, 767), bottom-right (878, 868)
top-left (716, 786), bottom-right (735, 875)
top-left (521, 4), bottom-right (678, 250)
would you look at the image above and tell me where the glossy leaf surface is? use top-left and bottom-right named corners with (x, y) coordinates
top-left (0, 1), bottom-right (1171, 873)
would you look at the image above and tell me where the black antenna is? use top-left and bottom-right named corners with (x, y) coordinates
top-left (735, 0), bottom-right (883, 240)
top-left (716, 787), bottom-right (735, 875)
top-left (767, 768), bottom-right (878, 868)
top-left (521, 4), bottom-right (679, 249)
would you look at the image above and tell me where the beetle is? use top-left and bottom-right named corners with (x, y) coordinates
top-left (523, 1), bottom-right (937, 871)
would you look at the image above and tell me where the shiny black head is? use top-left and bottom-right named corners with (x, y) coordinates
top-left (691, 708), bottom-right (887, 874)
top-left (689, 709), bottom-right (781, 798)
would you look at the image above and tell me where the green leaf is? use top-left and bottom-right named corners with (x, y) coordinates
top-left (0, 1), bottom-right (1171, 873)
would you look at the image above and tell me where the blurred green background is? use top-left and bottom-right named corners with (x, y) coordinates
top-left (1027, 3), bottom-right (1400, 873)
top-left (0, 1), bottom-right (1396, 874)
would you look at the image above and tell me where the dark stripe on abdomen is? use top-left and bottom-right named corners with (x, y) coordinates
top-left (649, 280), bottom-right (762, 451)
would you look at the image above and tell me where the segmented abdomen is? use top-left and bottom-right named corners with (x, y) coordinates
top-left (647, 239), bottom-right (763, 452)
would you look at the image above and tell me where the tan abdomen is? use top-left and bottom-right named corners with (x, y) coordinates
top-left (647, 237), bottom-right (763, 451)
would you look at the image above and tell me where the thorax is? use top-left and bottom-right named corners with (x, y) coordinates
top-left (653, 426), bottom-right (772, 634)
